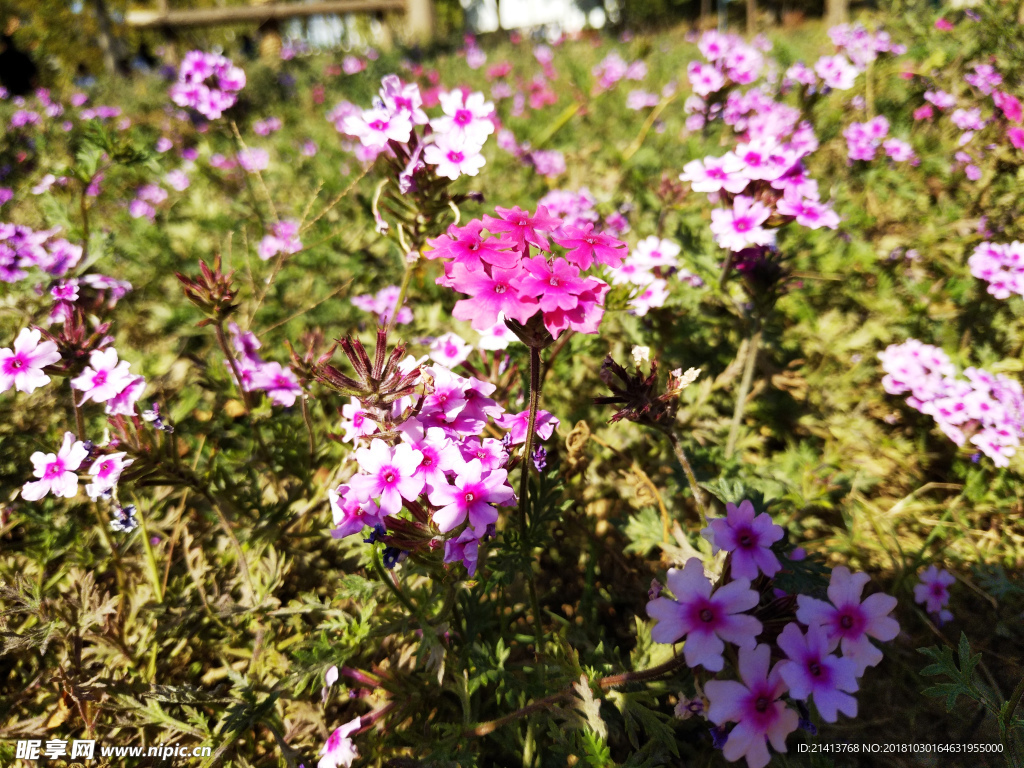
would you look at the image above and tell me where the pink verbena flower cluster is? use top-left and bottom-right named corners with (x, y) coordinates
top-left (169, 51), bottom-right (246, 121)
top-left (332, 357), bottom-right (558, 576)
top-left (879, 339), bottom-right (1024, 467)
top-left (20, 430), bottom-right (135, 520)
top-left (784, 23), bottom-right (901, 94)
top-left (648, 500), bottom-right (899, 768)
top-left (682, 126), bottom-right (838, 257)
top-left (257, 220), bottom-right (303, 261)
top-left (426, 205), bottom-right (626, 339)
top-left (0, 223), bottom-right (82, 283)
top-left (339, 75), bottom-right (494, 181)
top-left (351, 285), bottom-right (413, 326)
top-left (969, 241), bottom-right (1024, 299)
top-left (608, 236), bottom-right (703, 317)
top-left (913, 60), bottom-right (1023, 154)
top-left (591, 51), bottom-right (647, 94)
top-left (225, 323), bottom-right (303, 407)
top-left (683, 31), bottom-right (767, 130)
top-left (827, 23), bottom-right (906, 69)
top-left (843, 116), bottom-right (916, 163)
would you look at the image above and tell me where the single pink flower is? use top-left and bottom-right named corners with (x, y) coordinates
top-left (702, 500), bottom-right (784, 581)
top-left (913, 565), bottom-right (955, 623)
top-left (427, 221), bottom-right (519, 270)
top-left (553, 223), bottom-right (627, 270)
top-left (348, 438), bottom-right (425, 516)
top-left (796, 566), bottom-right (899, 675)
top-left (428, 457), bottom-right (515, 532)
top-left (71, 348), bottom-right (135, 406)
top-left (449, 263), bottom-right (539, 330)
top-left (319, 717), bottom-right (360, 768)
top-left (934, 17), bottom-right (954, 30)
top-left (23, 432), bottom-right (89, 501)
top-left (705, 643), bottom-right (800, 768)
top-left (482, 205), bottom-right (560, 252)
top-left (1008, 127), bottom-right (1024, 149)
top-left (85, 451), bottom-right (133, 500)
top-left (776, 622), bottom-right (859, 722)
top-left (994, 91), bottom-right (1023, 124)
top-left (329, 484), bottom-right (386, 539)
top-left (709, 196), bottom-right (775, 252)
top-left (494, 409), bottom-right (559, 444)
top-left (250, 361), bottom-right (302, 407)
top-left (646, 557), bottom-right (762, 672)
top-left (0, 327), bottom-right (61, 394)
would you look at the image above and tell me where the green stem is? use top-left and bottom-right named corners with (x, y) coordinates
top-left (372, 544), bottom-right (420, 617)
top-left (726, 327), bottom-right (762, 458)
top-left (135, 502), bottom-right (164, 604)
top-left (385, 256), bottom-right (416, 336)
top-left (71, 381), bottom-right (86, 439)
top-left (518, 346), bottom-right (546, 659)
top-left (1002, 674), bottom-right (1024, 765)
top-left (465, 650), bottom-right (689, 737)
top-left (663, 429), bottom-right (708, 528)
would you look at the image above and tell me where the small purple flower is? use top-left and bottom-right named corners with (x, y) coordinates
top-left (702, 500), bottom-right (785, 580)
top-left (646, 557), bottom-right (762, 672)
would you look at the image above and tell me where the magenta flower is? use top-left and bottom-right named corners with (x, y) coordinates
top-left (71, 348), bottom-right (134, 406)
top-left (22, 432), bottom-right (89, 501)
top-left (518, 256), bottom-right (590, 312)
top-left (494, 409), bottom-right (559, 444)
top-left (553, 224), bottom-right (627, 270)
top-left (426, 221), bottom-right (518, 269)
top-left (449, 263), bottom-right (538, 330)
top-left (796, 566), bottom-right (899, 674)
top-left (318, 717), bottom-right (360, 768)
top-left (705, 644), bottom-right (800, 768)
top-left (407, 426), bottom-right (463, 495)
top-left (702, 500), bottom-right (784, 581)
top-left (776, 622), bottom-right (859, 722)
top-left (482, 205), bottom-right (560, 252)
top-left (250, 361), bottom-right (303, 407)
top-left (348, 438), bottom-right (425, 516)
top-left (913, 565), bottom-right (955, 624)
top-left (646, 557), bottom-right (762, 672)
top-left (329, 484), bottom-right (386, 539)
top-left (444, 526), bottom-right (484, 576)
top-left (428, 458), bottom-right (515, 532)
top-left (709, 196), bottom-right (775, 252)
top-left (0, 328), bottom-right (61, 394)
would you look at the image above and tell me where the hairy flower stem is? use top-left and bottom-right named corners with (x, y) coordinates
top-left (518, 346), bottom-right (546, 660)
top-left (465, 651), bottom-right (689, 737)
top-left (664, 429), bottom-right (708, 528)
top-left (213, 320), bottom-right (277, 478)
top-left (725, 327), bottom-right (762, 458)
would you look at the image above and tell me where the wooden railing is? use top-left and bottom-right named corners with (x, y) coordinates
top-left (125, 0), bottom-right (433, 41)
